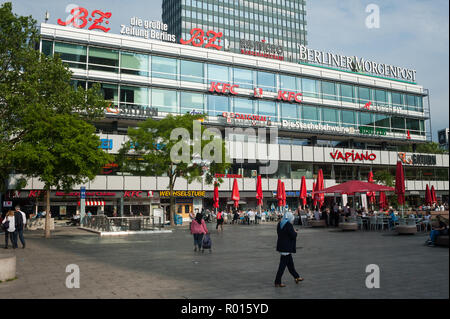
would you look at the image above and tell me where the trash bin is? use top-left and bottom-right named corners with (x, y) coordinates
top-left (129, 219), bottom-right (141, 231)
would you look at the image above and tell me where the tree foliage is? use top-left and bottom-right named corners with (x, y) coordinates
top-left (374, 170), bottom-right (394, 187)
top-left (0, 2), bottom-right (112, 236)
top-left (118, 113), bottom-right (231, 225)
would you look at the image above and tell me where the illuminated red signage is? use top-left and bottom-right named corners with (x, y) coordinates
top-left (123, 191), bottom-right (153, 198)
top-left (180, 28), bottom-right (223, 50)
top-left (330, 150), bottom-right (376, 162)
top-left (214, 174), bottom-right (243, 178)
top-left (222, 112), bottom-right (271, 124)
top-left (209, 82), bottom-right (239, 95)
top-left (57, 7), bottom-right (111, 32)
top-left (277, 91), bottom-right (302, 103)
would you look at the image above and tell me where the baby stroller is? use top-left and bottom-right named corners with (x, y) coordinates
top-left (202, 233), bottom-right (212, 253)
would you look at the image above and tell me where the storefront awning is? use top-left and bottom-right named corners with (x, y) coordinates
top-left (77, 200), bottom-right (105, 206)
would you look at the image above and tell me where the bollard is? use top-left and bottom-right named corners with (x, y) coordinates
top-left (0, 255), bottom-right (16, 282)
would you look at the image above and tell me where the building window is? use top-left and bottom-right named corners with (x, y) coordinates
top-left (41, 40), bottom-right (53, 56)
top-left (301, 78), bottom-right (319, 98)
top-left (54, 42), bottom-right (87, 69)
top-left (280, 75), bottom-right (297, 91)
top-left (301, 105), bottom-right (319, 124)
top-left (120, 51), bottom-right (149, 76)
top-left (258, 100), bottom-right (277, 117)
top-left (340, 84), bottom-right (354, 103)
top-left (180, 59), bottom-right (204, 83)
top-left (234, 98), bottom-right (254, 114)
top-left (257, 71), bottom-right (276, 92)
top-left (321, 81), bottom-right (337, 101)
top-left (208, 64), bottom-right (230, 83)
top-left (88, 47), bottom-right (119, 73)
top-left (207, 95), bottom-right (229, 117)
top-left (152, 56), bottom-right (178, 80)
top-left (151, 88), bottom-right (178, 113)
top-left (281, 103), bottom-right (298, 120)
top-left (120, 86), bottom-right (148, 106)
top-left (180, 92), bottom-right (204, 114)
top-left (233, 67), bottom-right (253, 89)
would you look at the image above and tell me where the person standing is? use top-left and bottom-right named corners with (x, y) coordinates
top-left (190, 213), bottom-right (208, 251)
top-left (15, 206), bottom-right (26, 248)
top-left (274, 212), bottom-right (304, 287)
top-left (216, 210), bottom-right (224, 231)
top-left (2, 210), bottom-right (17, 249)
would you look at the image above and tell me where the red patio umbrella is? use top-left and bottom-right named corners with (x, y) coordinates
top-left (231, 178), bottom-right (240, 208)
top-left (425, 184), bottom-right (432, 205)
top-left (314, 169), bottom-right (324, 208)
top-left (213, 182), bottom-right (219, 209)
top-left (281, 182), bottom-right (286, 207)
top-left (367, 171), bottom-right (376, 203)
top-left (276, 179), bottom-right (283, 208)
top-left (299, 176), bottom-right (307, 208)
top-left (431, 185), bottom-right (437, 204)
top-left (395, 161), bottom-right (405, 205)
top-left (379, 191), bottom-right (387, 210)
top-left (256, 175), bottom-right (263, 207)
top-left (312, 182), bottom-right (317, 207)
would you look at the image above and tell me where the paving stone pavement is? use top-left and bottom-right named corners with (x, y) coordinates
top-left (0, 223), bottom-right (448, 299)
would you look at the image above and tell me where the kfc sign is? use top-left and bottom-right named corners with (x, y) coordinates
top-left (180, 28), bottom-right (223, 50)
top-left (330, 150), bottom-right (376, 162)
top-left (123, 191), bottom-right (153, 198)
top-left (57, 6), bottom-right (111, 32)
top-left (209, 82), bottom-right (238, 95)
top-left (277, 91), bottom-right (302, 103)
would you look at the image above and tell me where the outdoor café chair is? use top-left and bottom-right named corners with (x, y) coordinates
top-left (369, 216), bottom-right (377, 231)
top-left (356, 217), bottom-right (364, 231)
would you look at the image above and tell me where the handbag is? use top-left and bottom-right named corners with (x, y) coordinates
top-left (2, 220), bottom-right (10, 230)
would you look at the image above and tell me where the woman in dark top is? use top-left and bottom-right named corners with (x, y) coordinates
top-left (274, 212), bottom-right (304, 287)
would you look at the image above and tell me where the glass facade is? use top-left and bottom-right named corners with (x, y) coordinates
top-left (43, 39), bottom-right (427, 137)
top-left (162, 0), bottom-right (308, 62)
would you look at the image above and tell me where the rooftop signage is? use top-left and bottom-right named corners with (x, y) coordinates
top-left (180, 28), bottom-right (223, 50)
top-left (240, 39), bottom-right (284, 61)
top-left (57, 6), bottom-right (111, 32)
top-left (398, 153), bottom-right (436, 166)
top-left (298, 45), bottom-right (417, 82)
top-left (120, 17), bottom-right (176, 42)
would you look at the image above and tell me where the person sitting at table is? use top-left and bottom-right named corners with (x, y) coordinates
top-left (388, 209), bottom-right (398, 229)
top-left (314, 209), bottom-right (321, 221)
top-left (426, 215), bottom-right (448, 246)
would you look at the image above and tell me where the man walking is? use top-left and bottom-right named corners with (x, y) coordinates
top-left (14, 205), bottom-right (26, 249)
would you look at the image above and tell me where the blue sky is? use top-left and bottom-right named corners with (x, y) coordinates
top-left (4, 0), bottom-right (449, 141)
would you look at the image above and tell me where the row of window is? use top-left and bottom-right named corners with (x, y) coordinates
top-left (42, 40), bottom-right (425, 114)
top-left (73, 80), bottom-right (425, 136)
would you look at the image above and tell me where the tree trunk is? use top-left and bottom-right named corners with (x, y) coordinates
top-left (45, 188), bottom-right (51, 238)
top-left (169, 180), bottom-right (175, 227)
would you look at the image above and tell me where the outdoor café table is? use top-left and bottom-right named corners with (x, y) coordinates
top-left (360, 216), bottom-right (370, 230)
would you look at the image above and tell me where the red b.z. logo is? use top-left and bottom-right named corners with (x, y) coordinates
top-left (180, 28), bottom-right (223, 50)
top-left (57, 6), bottom-right (111, 32)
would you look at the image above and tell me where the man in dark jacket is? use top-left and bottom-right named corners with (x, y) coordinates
top-left (13, 207), bottom-right (24, 248)
top-left (274, 212), bottom-right (304, 287)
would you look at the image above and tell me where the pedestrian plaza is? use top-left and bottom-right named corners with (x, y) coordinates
top-left (0, 222), bottom-right (448, 299)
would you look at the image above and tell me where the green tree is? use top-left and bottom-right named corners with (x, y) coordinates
top-left (118, 113), bottom-right (231, 226)
top-left (373, 170), bottom-right (394, 187)
top-left (0, 2), bottom-right (112, 237)
top-left (415, 142), bottom-right (446, 154)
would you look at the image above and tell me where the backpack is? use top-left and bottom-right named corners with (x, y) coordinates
top-left (202, 233), bottom-right (212, 249)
